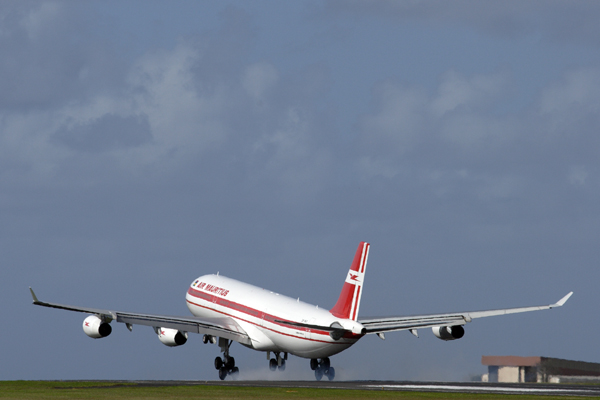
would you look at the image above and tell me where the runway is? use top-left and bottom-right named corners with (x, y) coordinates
top-left (120, 380), bottom-right (600, 397)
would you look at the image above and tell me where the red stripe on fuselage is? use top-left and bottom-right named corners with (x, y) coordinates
top-left (186, 287), bottom-right (363, 344)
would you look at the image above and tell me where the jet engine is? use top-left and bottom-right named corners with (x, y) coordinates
top-left (83, 315), bottom-right (112, 339)
top-left (157, 327), bottom-right (188, 347)
top-left (432, 325), bottom-right (464, 341)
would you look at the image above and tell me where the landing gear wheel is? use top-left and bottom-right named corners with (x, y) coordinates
top-left (225, 356), bottom-right (235, 369)
top-left (326, 366), bottom-right (335, 381)
top-left (278, 359), bottom-right (286, 371)
top-left (214, 357), bottom-right (223, 370)
top-left (218, 367), bottom-right (228, 380)
top-left (202, 335), bottom-right (209, 344)
top-left (322, 357), bottom-right (330, 368)
top-left (310, 358), bottom-right (318, 371)
top-left (269, 358), bottom-right (278, 371)
top-left (315, 368), bottom-right (324, 381)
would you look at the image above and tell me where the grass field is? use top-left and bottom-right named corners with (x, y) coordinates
top-left (0, 381), bottom-right (596, 400)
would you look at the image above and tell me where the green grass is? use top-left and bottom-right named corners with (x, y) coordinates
top-left (0, 381), bottom-right (596, 400)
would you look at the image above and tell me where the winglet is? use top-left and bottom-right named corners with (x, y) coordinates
top-left (553, 291), bottom-right (573, 307)
top-left (29, 287), bottom-right (40, 304)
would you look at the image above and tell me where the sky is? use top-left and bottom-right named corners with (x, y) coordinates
top-left (2, 0), bottom-right (600, 382)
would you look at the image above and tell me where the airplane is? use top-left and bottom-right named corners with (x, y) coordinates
top-left (30, 241), bottom-right (572, 381)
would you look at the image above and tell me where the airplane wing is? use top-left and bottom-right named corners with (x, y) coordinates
top-left (358, 291), bottom-right (573, 335)
top-left (29, 287), bottom-right (251, 345)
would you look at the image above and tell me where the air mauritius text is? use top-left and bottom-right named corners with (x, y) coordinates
top-left (197, 282), bottom-right (229, 297)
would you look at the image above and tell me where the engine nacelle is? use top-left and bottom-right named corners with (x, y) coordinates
top-left (83, 315), bottom-right (112, 339)
top-left (157, 327), bottom-right (188, 347)
top-left (432, 325), bottom-right (465, 341)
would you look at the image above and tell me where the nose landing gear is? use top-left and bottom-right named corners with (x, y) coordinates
top-left (310, 357), bottom-right (335, 381)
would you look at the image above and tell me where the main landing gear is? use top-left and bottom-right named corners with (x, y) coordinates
top-left (267, 351), bottom-right (287, 371)
top-left (310, 357), bottom-right (335, 381)
top-left (214, 355), bottom-right (238, 380)
top-left (205, 335), bottom-right (239, 380)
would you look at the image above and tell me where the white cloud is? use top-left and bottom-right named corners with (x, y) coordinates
top-left (242, 62), bottom-right (279, 102)
top-left (354, 66), bottom-right (600, 198)
top-left (358, 157), bottom-right (401, 180)
top-left (432, 70), bottom-right (509, 117)
top-left (360, 82), bottom-right (428, 154)
top-left (423, 169), bottom-right (522, 200)
top-left (254, 108), bottom-right (307, 161)
top-left (20, 1), bottom-right (61, 40)
top-left (251, 107), bottom-right (332, 202)
top-left (124, 43), bottom-right (231, 169)
top-left (440, 113), bottom-right (516, 151)
top-left (568, 166), bottom-right (588, 186)
top-left (475, 174), bottom-right (523, 200)
top-left (539, 69), bottom-right (600, 114)
top-left (358, 71), bottom-right (515, 158)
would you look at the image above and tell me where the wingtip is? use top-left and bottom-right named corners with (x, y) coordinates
top-left (554, 291), bottom-right (573, 307)
top-left (29, 287), bottom-right (39, 303)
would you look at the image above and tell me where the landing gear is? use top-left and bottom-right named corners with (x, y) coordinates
top-left (213, 338), bottom-right (239, 380)
top-left (326, 367), bottom-right (335, 381)
top-left (315, 367), bottom-right (323, 381)
top-left (310, 357), bottom-right (335, 381)
top-left (267, 351), bottom-right (287, 372)
top-left (203, 334), bottom-right (217, 344)
top-left (269, 358), bottom-right (277, 371)
top-left (218, 366), bottom-right (227, 380)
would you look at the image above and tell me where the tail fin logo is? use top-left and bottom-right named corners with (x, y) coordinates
top-left (346, 271), bottom-right (363, 284)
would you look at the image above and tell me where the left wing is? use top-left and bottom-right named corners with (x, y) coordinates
top-left (29, 287), bottom-right (251, 345)
top-left (359, 291), bottom-right (573, 334)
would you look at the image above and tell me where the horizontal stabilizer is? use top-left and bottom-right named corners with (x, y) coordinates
top-left (274, 319), bottom-right (352, 341)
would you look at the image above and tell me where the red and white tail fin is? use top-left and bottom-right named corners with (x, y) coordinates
top-left (330, 242), bottom-right (370, 321)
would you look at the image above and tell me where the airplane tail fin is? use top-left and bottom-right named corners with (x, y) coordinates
top-left (330, 242), bottom-right (370, 321)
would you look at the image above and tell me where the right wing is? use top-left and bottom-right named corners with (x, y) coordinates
top-left (359, 291), bottom-right (573, 334)
top-left (29, 287), bottom-right (251, 345)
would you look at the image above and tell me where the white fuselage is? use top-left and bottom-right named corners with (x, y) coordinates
top-left (185, 274), bottom-right (363, 359)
